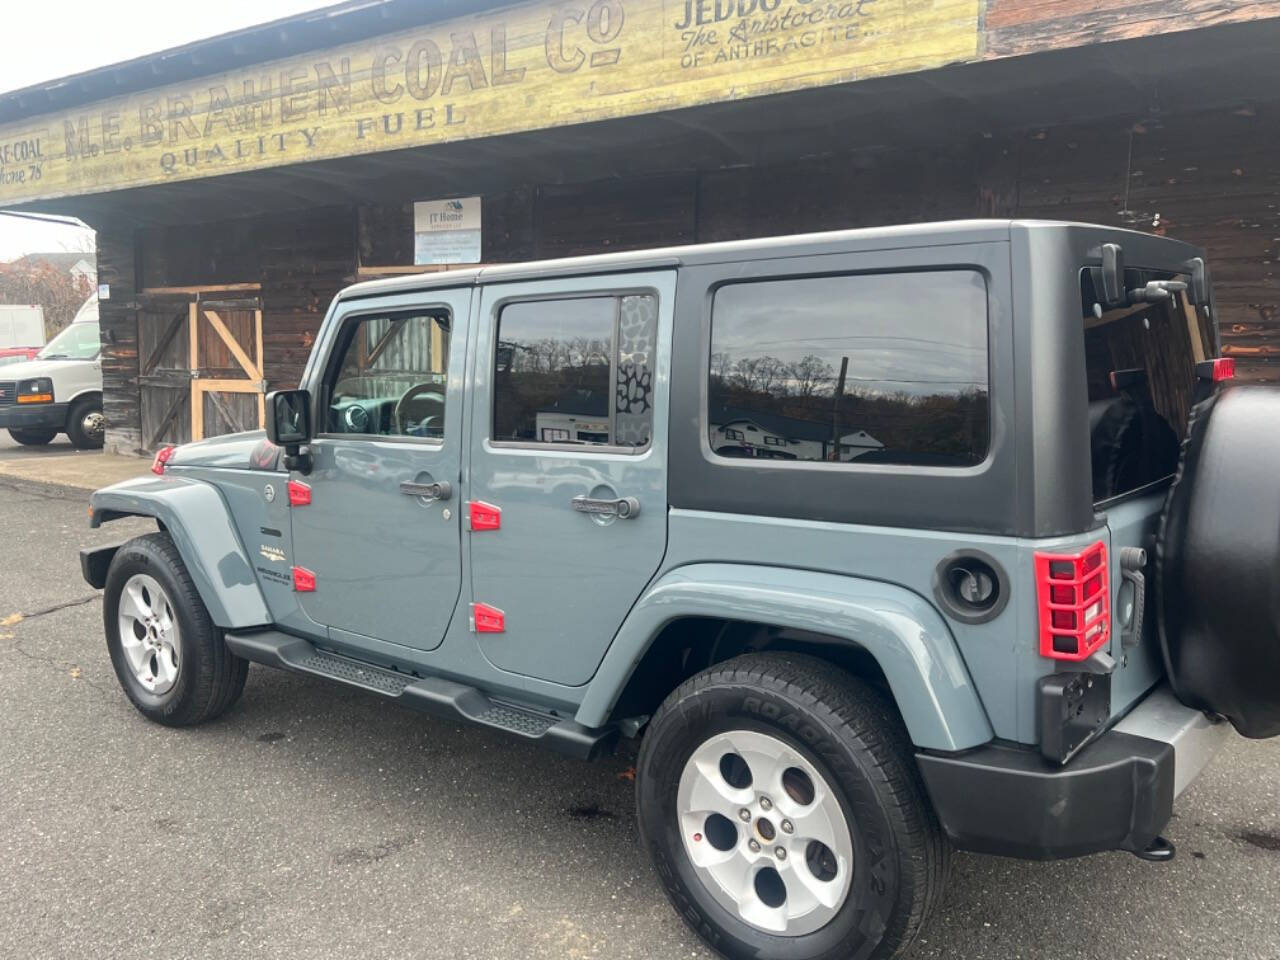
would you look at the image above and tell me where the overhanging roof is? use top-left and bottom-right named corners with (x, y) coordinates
top-left (9, 17), bottom-right (1278, 230)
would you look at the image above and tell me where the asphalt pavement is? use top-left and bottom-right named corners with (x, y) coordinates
top-left (1, 462), bottom-right (1278, 960)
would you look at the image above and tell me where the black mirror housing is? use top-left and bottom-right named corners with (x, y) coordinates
top-left (265, 389), bottom-right (312, 448)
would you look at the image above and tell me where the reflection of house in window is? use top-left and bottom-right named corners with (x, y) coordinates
top-left (535, 387), bottom-right (612, 444)
top-left (709, 406), bottom-right (883, 462)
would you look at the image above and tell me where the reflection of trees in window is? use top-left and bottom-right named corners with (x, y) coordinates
top-left (709, 369), bottom-right (989, 463)
top-left (707, 271), bottom-right (989, 466)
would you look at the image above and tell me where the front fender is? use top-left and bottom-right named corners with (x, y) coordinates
top-left (576, 563), bottom-right (994, 752)
top-left (89, 476), bottom-right (271, 630)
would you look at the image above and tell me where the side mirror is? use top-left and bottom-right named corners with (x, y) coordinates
top-left (266, 389), bottom-right (314, 474)
top-left (265, 389), bottom-right (311, 446)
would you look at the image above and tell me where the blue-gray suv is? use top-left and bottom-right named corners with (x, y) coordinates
top-left (82, 221), bottom-right (1280, 960)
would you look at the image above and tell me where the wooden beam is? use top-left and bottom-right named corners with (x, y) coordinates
top-left (188, 301), bottom-right (203, 441)
top-left (140, 312), bottom-right (186, 377)
top-left (1180, 292), bottom-right (1208, 364)
top-left (194, 378), bottom-right (265, 393)
top-left (206, 390), bottom-right (243, 434)
top-left (255, 308), bottom-right (265, 428)
top-left (142, 283), bottom-right (262, 296)
top-left (1085, 301), bottom-right (1156, 330)
top-left (203, 309), bottom-right (262, 381)
top-left (366, 320), bottom-right (403, 367)
top-left (356, 264), bottom-right (486, 278)
top-left (148, 390), bottom-right (189, 448)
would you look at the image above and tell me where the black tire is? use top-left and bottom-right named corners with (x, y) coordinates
top-left (637, 653), bottom-right (948, 960)
top-left (65, 394), bottom-right (104, 449)
top-left (7, 427), bottom-right (56, 445)
top-left (103, 532), bottom-right (249, 726)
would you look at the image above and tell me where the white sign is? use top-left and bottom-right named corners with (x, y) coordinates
top-left (414, 196), bottom-right (481, 265)
top-left (97, 283), bottom-right (110, 300)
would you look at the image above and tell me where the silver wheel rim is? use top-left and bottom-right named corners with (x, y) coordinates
top-left (82, 410), bottom-right (105, 439)
top-left (117, 573), bottom-right (181, 695)
top-left (676, 729), bottom-right (854, 936)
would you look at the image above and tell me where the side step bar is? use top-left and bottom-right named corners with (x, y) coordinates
top-left (224, 630), bottom-right (616, 760)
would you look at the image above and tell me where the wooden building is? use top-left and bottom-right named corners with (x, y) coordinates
top-left (1, 0), bottom-right (1277, 454)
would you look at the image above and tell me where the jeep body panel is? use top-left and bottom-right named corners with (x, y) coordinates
top-left (465, 270), bottom-right (676, 686)
top-left (575, 560), bottom-right (993, 751)
top-left (90, 476), bottom-right (271, 629)
top-left (290, 287), bottom-right (473, 653)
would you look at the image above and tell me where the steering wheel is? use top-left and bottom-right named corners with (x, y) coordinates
top-left (394, 384), bottom-right (445, 436)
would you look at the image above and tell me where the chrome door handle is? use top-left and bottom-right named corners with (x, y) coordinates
top-left (571, 495), bottom-right (640, 519)
top-left (400, 479), bottom-right (452, 501)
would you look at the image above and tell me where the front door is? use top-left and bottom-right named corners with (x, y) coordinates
top-left (467, 272), bottom-right (674, 686)
top-left (289, 290), bottom-right (470, 652)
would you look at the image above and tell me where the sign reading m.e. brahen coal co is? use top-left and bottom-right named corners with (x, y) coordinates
top-left (0, 0), bottom-right (979, 205)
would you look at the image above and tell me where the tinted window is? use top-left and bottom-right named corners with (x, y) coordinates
top-left (326, 313), bottom-right (449, 437)
top-left (709, 271), bottom-right (989, 466)
top-left (1081, 270), bottom-right (1197, 501)
top-left (493, 294), bottom-right (657, 448)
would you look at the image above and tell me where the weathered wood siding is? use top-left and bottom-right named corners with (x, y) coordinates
top-left (93, 225), bottom-right (143, 454)
top-left (984, 0), bottom-right (1280, 58)
top-left (102, 93), bottom-right (1277, 453)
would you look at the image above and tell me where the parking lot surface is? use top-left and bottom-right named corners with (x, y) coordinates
top-left (1, 471), bottom-right (1278, 960)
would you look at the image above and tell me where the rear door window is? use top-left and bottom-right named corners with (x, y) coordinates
top-left (493, 294), bottom-right (658, 450)
top-left (708, 270), bottom-right (990, 467)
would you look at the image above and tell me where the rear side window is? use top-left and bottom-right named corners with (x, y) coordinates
top-left (493, 293), bottom-right (658, 449)
top-left (708, 271), bottom-right (989, 467)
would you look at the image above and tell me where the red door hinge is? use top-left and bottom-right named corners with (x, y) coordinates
top-left (292, 566), bottom-right (316, 592)
top-left (467, 500), bottom-right (502, 531)
top-left (471, 602), bottom-right (505, 633)
top-left (288, 480), bottom-right (312, 506)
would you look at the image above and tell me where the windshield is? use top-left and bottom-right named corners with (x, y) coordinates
top-left (37, 321), bottom-right (100, 360)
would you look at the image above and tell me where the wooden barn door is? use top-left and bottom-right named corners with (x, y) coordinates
top-left (137, 298), bottom-right (195, 448)
top-left (189, 297), bottom-right (265, 440)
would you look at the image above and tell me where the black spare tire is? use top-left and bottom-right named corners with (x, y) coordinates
top-left (1158, 386), bottom-right (1280, 738)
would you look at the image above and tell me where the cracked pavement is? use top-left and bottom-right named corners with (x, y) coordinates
top-left (1, 470), bottom-right (1279, 960)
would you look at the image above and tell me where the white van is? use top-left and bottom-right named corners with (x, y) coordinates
top-left (0, 298), bottom-right (103, 448)
top-left (0, 304), bottom-right (45, 363)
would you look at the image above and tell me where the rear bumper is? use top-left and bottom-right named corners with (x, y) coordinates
top-left (0, 402), bottom-right (66, 430)
top-left (917, 684), bottom-right (1229, 860)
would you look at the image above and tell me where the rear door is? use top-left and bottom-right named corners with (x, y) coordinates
top-left (466, 272), bottom-right (674, 686)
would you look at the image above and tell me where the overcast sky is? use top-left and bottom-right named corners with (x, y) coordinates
top-left (0, 0), bottom-right (334, 262)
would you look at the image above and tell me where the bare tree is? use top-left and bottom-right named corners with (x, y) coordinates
top-left (790, 354), bottom-right (834, 398)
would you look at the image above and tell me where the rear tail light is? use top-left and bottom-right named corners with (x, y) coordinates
top-left (1196, 357), bottom-right (1235, 382)
top-left (151, 445), bottom-right (176, 475)
top-left (1034, 541), bottom-right (1110, 661)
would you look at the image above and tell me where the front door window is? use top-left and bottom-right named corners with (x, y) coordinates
top-left (325, 313), bottom-right (450, 439)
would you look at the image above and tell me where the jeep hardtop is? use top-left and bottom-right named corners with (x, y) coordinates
top-left (83, 220), bottom-right (1280, 960)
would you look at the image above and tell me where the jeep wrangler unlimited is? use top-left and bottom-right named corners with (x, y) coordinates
top-left (82, 221), bottom-right (1280, 960)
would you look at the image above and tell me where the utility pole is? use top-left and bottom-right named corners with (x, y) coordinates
top-left (830, 355), bottom-right (848, 461)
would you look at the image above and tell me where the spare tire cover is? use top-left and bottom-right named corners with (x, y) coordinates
top-left (1158, 386), bottom-right (1280, 738)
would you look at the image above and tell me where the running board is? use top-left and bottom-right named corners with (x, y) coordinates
top-left (224, 630), bottom-right (615, 760)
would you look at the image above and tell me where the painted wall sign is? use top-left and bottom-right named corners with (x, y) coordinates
top-left (0, 0), bottom-right (980, 206)
top-left (414, 196), bottom-right (482, 264)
